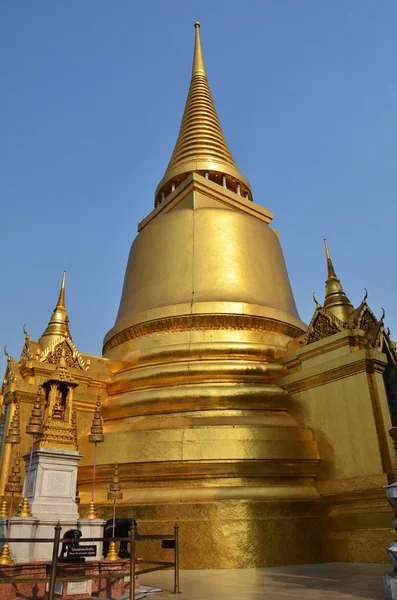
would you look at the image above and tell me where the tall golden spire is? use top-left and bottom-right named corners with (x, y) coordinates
top-left (155, 22), bottom-right (252, 206)
top-left (323, 239), bottom-right (354, 322)
top-left (39, 271), bottom-right (70, 350)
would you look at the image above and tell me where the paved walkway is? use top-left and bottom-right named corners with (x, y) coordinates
top-left (135, 563), bottom-right (390, 599)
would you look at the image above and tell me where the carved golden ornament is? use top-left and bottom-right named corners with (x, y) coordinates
top-left (89, 397), bottom-right (104, 444)
top-left (0, 544), bottom-right (14, 565)
top-left (0, 499), bottom-right (8, 519)
top-left (104, 541), bottom-right (119, 561)
top-left (307, 313), bottom-right (340, 344)
top-left (107, 463), bottom-right (123, 501)
top-left (51, 396), bottom-right (63, 420)
top-left (360, 309), bottom-right (377, 332)
top-left (26, 388), bottom-right (43, 436)
top-left (104, 313), bottom-right (303, 353)
top-left (44, 340), bottom-right (80, 369)
top-left (37, 418), bottom-right (78, 451)
top-left (15, 497), bottom-right (33, 517)
top-left (5, 399), bottom-right (21, 446)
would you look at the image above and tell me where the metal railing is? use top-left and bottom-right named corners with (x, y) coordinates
top-left (0, 522), bottom-right (180, 599)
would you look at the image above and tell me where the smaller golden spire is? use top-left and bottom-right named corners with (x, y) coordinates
top-left (0, 499), bottom-right (8, 518)
top-left (26, 388), bottom-right (43, 437)
top-left (89, 397), bottom-right (105, 444)
top-left (39, 271), bottom-right (70, 350)
top-left (0, 543), bottom-right (14, 564)
top-left (6, 398), bottom-right (21, 446)
top-left (323, 239), bottom-right (354, 323)
top-left (5, 449), bottom-right (22, 495)
top-left (108, 463), bottom-right (123, 501)
top-left (155, 22), bottom-right (252, 205)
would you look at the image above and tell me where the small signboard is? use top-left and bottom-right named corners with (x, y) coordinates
top-left (161, 539), bottom-right (175, 549)
top-left (68, 545), bottom-right (97, 557)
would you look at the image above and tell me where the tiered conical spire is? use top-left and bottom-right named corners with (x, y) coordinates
top-left (155, 23), bottom-right (252, 205)
top-left (26, 388), bottom-right (43, 437)
top-left (5, 399), bottom-right (21, 446)
top-left (323, 239), bottom-right (354, 322)
top-left (39, 271), bottom-right (70, 350)
top-left (5, 450), bottom-right (22, 495)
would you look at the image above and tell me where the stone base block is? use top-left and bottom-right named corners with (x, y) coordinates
top-left (8, 516), bottom-right (39, 562)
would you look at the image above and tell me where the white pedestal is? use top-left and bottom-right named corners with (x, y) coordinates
top-left (8, 516), bottom-right (39, 562)
top-left (77, 518), bottom-right (105, 561)
top-left (24, 447), bottom-right (81, 521)
top-left (33, 520), bottom-right (79, 561)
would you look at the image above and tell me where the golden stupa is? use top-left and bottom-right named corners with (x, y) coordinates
top-left (1, 23), bottom-right (396, 569)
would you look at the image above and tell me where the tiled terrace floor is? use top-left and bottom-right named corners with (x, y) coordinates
top-left (134, 563), bottom-right (390, 599)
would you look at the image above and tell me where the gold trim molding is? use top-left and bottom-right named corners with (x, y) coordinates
top-left (103, 313), bottom-right (304, 353)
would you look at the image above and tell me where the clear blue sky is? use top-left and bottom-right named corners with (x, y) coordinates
top-left (1, 1), bottom-right (396, 368)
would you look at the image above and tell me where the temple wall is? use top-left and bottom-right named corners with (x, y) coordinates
top-left (282, 330), bottom-right (396, 562)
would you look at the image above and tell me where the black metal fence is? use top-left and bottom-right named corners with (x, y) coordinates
top-left (0, 522), bottom-right (180, 599)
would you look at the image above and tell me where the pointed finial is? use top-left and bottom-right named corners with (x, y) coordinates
top-left (57, 271), bottom-right (66, 309)
top-left (322, 239), bottom-right (354, 323)
top-left (381, 307), bottom-right (386, 322)
top-left (192, 22), bottom-right (206, 77)
top-left (23, 325), bottom-right (31, 341)
top-left (324, 239), bottom-right (336, 279)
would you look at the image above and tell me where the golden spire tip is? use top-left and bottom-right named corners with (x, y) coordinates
top-left (192, 19), bottom-right (206, 77)
top-left (56, 270), bottom-right (66, 308)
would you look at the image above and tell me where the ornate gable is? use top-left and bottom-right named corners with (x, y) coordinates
top-left (358, 307), bottom-right (377, 332)
top-left (301, 308), bottom-right (342, 346)
top-left (40, 337), bottom-right (86, 370)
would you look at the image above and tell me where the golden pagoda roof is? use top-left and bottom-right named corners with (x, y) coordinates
top-left (155, 23), bottom-right (252, 206)
top-left (38, 271), bottom-right (70, 350)
top-left (323, 239), bottom-right (354, 322)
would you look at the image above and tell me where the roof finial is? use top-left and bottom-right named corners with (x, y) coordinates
top-left (322, 239), bottom-right (353, 323)
top-left (192, 22), bottom-right (206, 77)
top-left (38, 271), bottom-right (70, 350)
top-left (324, 239), bottom-right (336, 279)
top-left (56, 271), bottom-right (66, 309)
